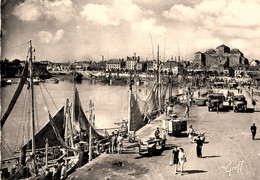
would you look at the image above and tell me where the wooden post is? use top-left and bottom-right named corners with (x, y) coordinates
top-left (45, 138), bottom-right (48, 168)
top-left (251, 89), bottom-right (254, 101)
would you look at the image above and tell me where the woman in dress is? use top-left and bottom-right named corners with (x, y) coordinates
top-left (187, 125), bottom-right (195, 143)
top-left (178, 148), bottom-right (187, 175)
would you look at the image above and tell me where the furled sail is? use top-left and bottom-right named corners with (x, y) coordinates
top-left (129, 93), bottom-right (145, 131)
top-left (73, 87), bottom-right (104, 140)
top-left (1, 62), bottom-right (29, 128)
top-left (48, 112), bottom-right (80, 152)
top-left (136, 83), bottom-right (158, 115)
top-left (24, 107), bottom-right (66, 149)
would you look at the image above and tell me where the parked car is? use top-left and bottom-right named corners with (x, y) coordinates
top-left (195, 98), bottom-right (208, 106)
top-left (208, 93), bottom-right (225, 111)
top-left (233, 95), bottom-right (247, 112)
top-left (229, 82), bottom-right (238, 89)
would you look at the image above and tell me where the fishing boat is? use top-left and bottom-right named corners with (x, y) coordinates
top-left (0, 41), bottom-right (105, 179)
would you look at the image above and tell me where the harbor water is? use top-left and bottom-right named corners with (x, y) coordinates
top-left (1, 79), bottom-right (181, 159)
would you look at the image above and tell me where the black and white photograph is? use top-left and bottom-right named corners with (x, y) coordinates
top-left (1, 0), bottom-right (260, 179)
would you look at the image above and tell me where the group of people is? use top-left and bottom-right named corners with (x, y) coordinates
top-left (171, 146), bottom-right (187, 176)
top-left (187, 125), bottom-right (205, 157)
top-left (154, 127), bottom-right (167, 140)
top-left (109, 130), bottom-right (124, 154)
top-left (31, 161), bottom-right (67, 180)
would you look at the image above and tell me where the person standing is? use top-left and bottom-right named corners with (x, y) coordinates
top-left (52, 165), bottom-right (60, 180)
top-left (162, 130), bottom-right (167, 148)
top-left (194, 136), bottom-right (203, 158)
top-left (109, 132), bottom-right (114, 153)
top-left (111, 133), bottom-right (117, 154)
top-left (187, 125), bottom-right (195, 143)
top-left (60, 163), bottom-right (67, 180)
top-left (216, 102), bottom-right (219, 113)
top-left (171, 146), bottom-right (179, 175)
top-left (184, 104), bottom-right (190, 117)
top-left (251, 123), bottom-right (257, 140)
top-left (117, 133), bottom-right (124, 154)
top-left (154, 127), bottom-right (160, 139)
top-left (178, 148), bottom-right (187, 176)
top-left (44, 168), bottom-right (52, 180)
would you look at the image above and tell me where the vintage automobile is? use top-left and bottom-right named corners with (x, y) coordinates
top-left (139, 138), bottom-right (166, 156)
top-left (213, 82), bottom-right (225, 89)
top-left (200, 89), bottom-right (214, 97)
top-left (233, 95), bottom-right (247, 112)
top-left (208, 93), bottom-right (225, 111)
top-left (229, 82), bottom-right (238, 89)
top-left (162, 115), bottom-right (187, 136)
top-left (195, 98), bottom-right (208, 106)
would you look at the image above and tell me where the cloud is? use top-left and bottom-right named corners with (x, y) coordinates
top-left (80, 4), bottom-right (119, 26)
top-left (80, 0), bottom-right (152, 26)
top-left (163, 0), bottom-right (260, 39)
top-left (132, 18), bottom-right (166, 36)
top-left (36, 29), bottom-right (64, 44)
top-left (229, 39), bottom-right (246, 50)
top-left (13, 0), bottom-right (74, 22)
top-left (53, 29), bottom-right (65, 43)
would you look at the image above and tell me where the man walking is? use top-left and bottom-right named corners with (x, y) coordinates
top-left (194, 136), bottom-right (203, 158)
top-left (171, 146), bottom-right (179, 175)
top-left (251, 123), bottom-right (257, 140)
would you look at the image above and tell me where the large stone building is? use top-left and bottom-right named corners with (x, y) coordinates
top-left (126, 56), bottom-right (140, 70)
top-left (194, 44), bottom-right (248, 68)
top-left (106, 59), bottom-right (122, 71)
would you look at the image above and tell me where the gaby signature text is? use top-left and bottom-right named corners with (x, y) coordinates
top-left (224, 160), bottom-right (244, 177)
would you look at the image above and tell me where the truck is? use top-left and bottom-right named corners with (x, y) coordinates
top-left (139, 138), bottom-right (166, 156)
top-left (233, 95), bottom-right (247, 112)
top-left (208, 93), bottom-right (225, 111)
top-left (162, 114), bottom-right (187, 136)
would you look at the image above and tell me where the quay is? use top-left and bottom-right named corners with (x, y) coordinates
top-left (68, 87), bottom-right (260, 180)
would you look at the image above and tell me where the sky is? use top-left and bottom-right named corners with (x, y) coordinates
top-left (1, 0), bottom-right (260, 62)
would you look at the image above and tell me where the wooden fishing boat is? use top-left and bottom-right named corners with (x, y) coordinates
top-left (1, 41), bottom-right (105, 180)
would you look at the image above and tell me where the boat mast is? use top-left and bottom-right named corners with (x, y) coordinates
top-left (128, 74), bottom-right (132, 133)
top-left (29, 40), bottom-right (36, 168)
top-left (169, 56), bottom-right (173, 98)
top-left (89, 100), bottom-right (94, 162)
top-left (157, 45), bottom-right (161, 114)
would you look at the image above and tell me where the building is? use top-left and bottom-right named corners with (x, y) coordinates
top-left (249, 59), bottom-right (260, 66)
top-left (96, 61), bottom-right (106, 71)
top-left (246, 65), bottom-right (260, 77)
top-left (146, 61), bottom-right (154, 72)
top-left (194, 52), bottom-right (205, 66)
top-left (126, 56), bottom-right (140, 70)
top-left (1, 59), bottom-right (23, 77)
top-left (106, 59), bottom-right (122, 71)
top-left (194, 44), bottom-right (248, 68)
top-left (136, 62), bottom-right (143, 72)
top-left (233, 64), bottom-right (247, 77)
